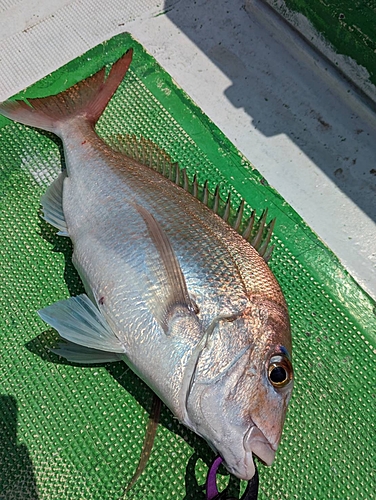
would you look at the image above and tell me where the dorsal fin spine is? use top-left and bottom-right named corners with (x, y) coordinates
top-left (223, 193), bottom-right (231, 223)
top-left (183, 169), bottom-right (189, 191)
top-left (251, 209), bottom-right (268, 250)
top-left (242, 211), bottom-right (255, 241)
top-left (202, 181), bottom-right (209, 206)
top-left (258, 218), bottom-right (276, 257)
top-left (175, 164), bottom-right (180, 185)
top-left (233, 199), bottom-right (245, 232)
top-left (192, 175), bottom-right (198, 198)
top-left (213, 186), bottom-right (220, 214)
top-left (263, 244), bottom-right (275, 263)
top-left (103, 133), bottom-right (275, 261)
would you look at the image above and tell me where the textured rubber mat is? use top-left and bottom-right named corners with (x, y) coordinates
top-left (0, 33), bottom-right (375, 500)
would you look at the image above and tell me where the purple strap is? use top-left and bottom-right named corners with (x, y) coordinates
top-left (206, 456), bottom-right (224, 499)
top-left (205, 455), bottom-right (259, 500)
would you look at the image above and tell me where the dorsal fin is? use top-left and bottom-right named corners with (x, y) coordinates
top-left (104, 134), bottom-right (276, 262)
top-left (105, 135), bottom-right (175, 176)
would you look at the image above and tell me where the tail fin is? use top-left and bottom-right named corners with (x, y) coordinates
top-left (0, 48), bottom-right (133, 135)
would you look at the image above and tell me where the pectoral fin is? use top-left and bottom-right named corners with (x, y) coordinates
top-left (38, 294), bottom-right (125, 353)
top-left (133, 203), bottom-right (198, 331)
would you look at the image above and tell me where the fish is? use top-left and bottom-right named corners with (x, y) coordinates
top-left (0, 47), bottom-right (293, 482)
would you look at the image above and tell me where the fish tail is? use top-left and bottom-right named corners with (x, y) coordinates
top-left (0, 48), bottom-right (133, 135)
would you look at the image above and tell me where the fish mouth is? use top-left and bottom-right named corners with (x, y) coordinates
top-left (243, 425), bottom-right (276, 466)
top-left (219, 425), bottom-right (276, 481)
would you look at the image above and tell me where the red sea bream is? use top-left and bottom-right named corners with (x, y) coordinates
top-left (0, 48), bottom-right (293, 480)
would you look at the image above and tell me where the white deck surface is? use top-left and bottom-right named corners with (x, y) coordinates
top-left (0, 0), bottom-right (375, 299)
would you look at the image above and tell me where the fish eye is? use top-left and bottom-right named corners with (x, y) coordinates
top-left (268, 355), bottom-right (293, 388)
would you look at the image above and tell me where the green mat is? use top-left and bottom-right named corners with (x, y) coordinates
top-left (0, 32), bottom-right (375, 500)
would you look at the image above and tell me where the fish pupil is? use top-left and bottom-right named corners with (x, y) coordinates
top-left (270, 366), bottom-right (287, 383)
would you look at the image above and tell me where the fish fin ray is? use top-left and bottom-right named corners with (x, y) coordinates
top-left (105, 134), bottom-right (176, 176)
top-left (251, 209), bottom-right (268, 250)
top-left (40, 170), bottom-right (69, 236)
top-left (102, 133), bottom-right (275, 261)
top-left (122, 395), bottom-right (161, 496)
top-left (0, 49), bottom-right (133, 134)
top-left (132, 203), bottom-right (197, 330)
top-left (51, 342), bottom-right (122, 364)
top-left (196, 181), bottom-right (275, 261)
top-left (38, 294), bottom-right (125, 353)
top-left (258, 218), bottom-right (276, 257)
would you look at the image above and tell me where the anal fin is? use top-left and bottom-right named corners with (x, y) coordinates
top-left (40, 170), bottom-right (69, 236)
top-left (122, 394), bottom-right (161, 497)
top-left (51, 341), bottom-right (123, 364)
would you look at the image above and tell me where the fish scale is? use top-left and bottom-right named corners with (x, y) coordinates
top-left (63, 121), bottom-right (276, 323)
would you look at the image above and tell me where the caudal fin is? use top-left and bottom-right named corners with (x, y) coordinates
top-left (0, 48), bottom-right (133, 135)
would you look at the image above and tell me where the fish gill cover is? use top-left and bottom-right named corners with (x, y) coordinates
top-left (0, 32), bottom-right (375, 499)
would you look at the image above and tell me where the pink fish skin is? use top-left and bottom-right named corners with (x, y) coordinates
top-left (0, 48), bottom-right (293, 481)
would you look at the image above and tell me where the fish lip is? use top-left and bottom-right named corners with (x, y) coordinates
top-left (243, 424), bottom-right (276, 466)
top-left (219, 425), bottom-right (276, 481)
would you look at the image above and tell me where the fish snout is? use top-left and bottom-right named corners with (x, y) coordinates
top-left (219, 425), bottom-right (275, 481)
top-left (243, 425), bottom-right (276, 466)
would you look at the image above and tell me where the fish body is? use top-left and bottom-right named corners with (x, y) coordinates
top-left (0, 49), bottom-right (293, 480)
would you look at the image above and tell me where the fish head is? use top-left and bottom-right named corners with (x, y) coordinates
top-left (185, 298), bottom-right (293, 480)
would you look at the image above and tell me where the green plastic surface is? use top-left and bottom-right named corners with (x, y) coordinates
top-left (0, 33), bottom-right (375, 499)
top-left (282, 0), bottom-right (376, 87)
